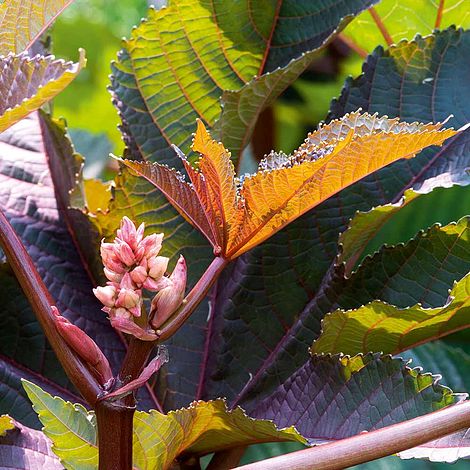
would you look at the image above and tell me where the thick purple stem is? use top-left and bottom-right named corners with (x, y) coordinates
top-left (0, 210), bottom-right (102, 404)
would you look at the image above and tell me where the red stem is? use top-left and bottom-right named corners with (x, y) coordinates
top-left (0, 210), bottom-right (101, 404)
top-left (234, 402), bottom-right (470, 470)
top-left (368, 7), bottom-right (394, 46)
top-left (435, 0), bottom-right (445, 28)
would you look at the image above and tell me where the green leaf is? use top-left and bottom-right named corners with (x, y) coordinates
top-left (343, 0), bottom-right (470, 53)
top-left (339, 188), bottom-right (421, 270)
top-left (22, 380), bottom-right (97, 470)
top-left (0, 0), bottom-right (74, 54)
top-left (0, 415), bottom-right (14, 436)
top-left (312, 271), bottom-right (470, 356)
top-left (0, 51), bottom-right (85, 134)
top-left (110, 0), bottom-right (377, 165)
top-left (133, 400), bottom-right (305, 469)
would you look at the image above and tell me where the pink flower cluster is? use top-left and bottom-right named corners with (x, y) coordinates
top-left (93, 217), bottom-right (186, 340)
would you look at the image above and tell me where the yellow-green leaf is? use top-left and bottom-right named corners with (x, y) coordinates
top-left (0, 50), bottom-right (85, 134)
top-left (22, 380), bottom-right (98, 470)
top-left (133, 399), bottom-right (306, 470)
top-left (0, 0), bottom-right (74, 54)
top-left (0, 415), bottom-right (15, 436)
top-left (23, 380), bottom-right (305, 470)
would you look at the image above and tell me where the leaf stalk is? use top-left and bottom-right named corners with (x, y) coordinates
top-left (234, 402), bottom-right (470, 470)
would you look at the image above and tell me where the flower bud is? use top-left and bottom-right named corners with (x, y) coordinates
top-left (116, 240), bottom-right (136, 267)
top-left (116, 288), bottom-right (141, 311)
top-left (141, 233), bottom-right (164, 258)
top-left (52, 307), bottom-right (113, 385)
top-left (117, 217), bottom-right (144, 251)
top-left (93, 285), bottom-right (117, 308)
top-left (143, 275), bottom-right (172, 292)
top-left (150, 256), bottom-right (187, 328)
top-left (103, 267), bottom-right (123, 283)
top-left (130, 265), bottom-right (147, 285)
top-left (148, 255), bottom-right (169, 280)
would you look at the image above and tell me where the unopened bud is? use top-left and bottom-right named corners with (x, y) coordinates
top-left (116, 240), bottom-right (135, 267)
top-left (104, 267), bottom-right (123, 283)
top-left (143, 275), bottom-right (172, 291)
top-left (148, 256), bottom-right (169, 280)
top-left (117, 217), bottom-right (144, 251)
top-left (93, 285), bottom-right (117, 308)
top-left (141, 233), bottom-right (164, 257)
top-left (150, 256), bottom-right (187, 328)
top-left (52, 307), bottom-right (113, 385)
top-left (116, 288), bottom-right (141, 311)
top-left (130, 265), bottom-right (147, 285)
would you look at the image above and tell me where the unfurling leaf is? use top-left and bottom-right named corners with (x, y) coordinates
top-left (0, 51), bottom-right (85, 133)
top-left (23, 380), bottom-right (305, 470)
top-left (123, 112), bottom-right (459, 260)
top-left (0, 0), bottom-right (74, 54)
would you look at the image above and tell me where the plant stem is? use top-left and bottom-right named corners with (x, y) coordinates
top-left (95, 400), bottom-right (135, 470)
top-left (234, 402), bottom-right (470, 470)
top-left (157, 256), bottom-right (229, 341)
top-left (0, 210), bottom-right (101, 404)
top-left (97, 256), bottom-right (229, 469)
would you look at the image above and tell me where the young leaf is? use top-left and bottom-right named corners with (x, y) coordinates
top-left (343, 0), bottom-right (470, 53)
top-left (0, 0), bottom-right (74, 54)
top-left (111, 0), bottom-right (378, 166)
top-left (0, 417), bottom-right (62, 468)
top-left (123, 112), bottom-right (458, 259)
top-left (23, 380), bottom-right (98, 470)
top-left (0, 415), bottom-right (14, 435)
top-left (312, 271), bottom-right (470, 356)
top-left (0, 51), bottom-right (85, 134)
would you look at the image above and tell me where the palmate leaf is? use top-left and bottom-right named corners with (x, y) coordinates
top-left (0, 51), bottom-right (85, 134)
top-left (343, 0), bottom-right (470, 53)
top-left (0, 0), bottom-right (74, 54)
top-left (173, 27), bottom-right (470, 412)
top-left (111, 0), bottom-right (378, 166)
top-left (123, 112), bottom-right (458, 259)
top-left (0, 416), bottom-right (62, 469)
top-left (24, 381), bottom-right (305, 470)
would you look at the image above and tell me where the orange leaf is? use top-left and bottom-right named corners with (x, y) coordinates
top-left (121, 112), bottom-right (459, 260)
top-left (122, 160), bottom-right (217, 248)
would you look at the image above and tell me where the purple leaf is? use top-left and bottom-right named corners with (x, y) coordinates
top-left (0, 419), bottom-right (61, 469)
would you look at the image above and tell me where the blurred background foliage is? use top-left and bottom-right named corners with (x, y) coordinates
top-left (50, 1), bottom-right (470, 468)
